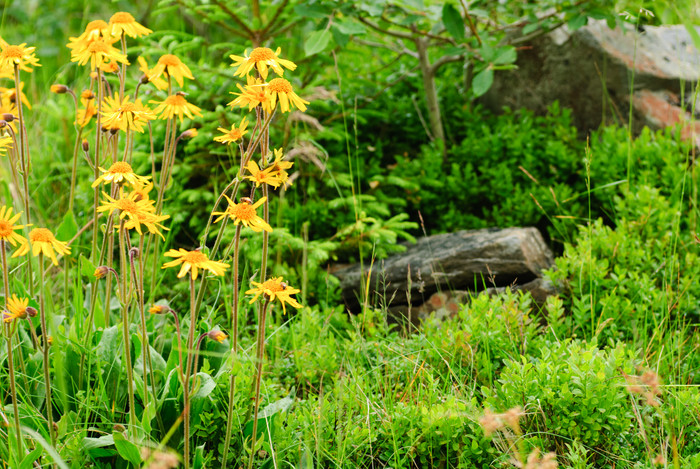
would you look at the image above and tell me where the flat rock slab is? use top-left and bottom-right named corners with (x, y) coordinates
top-left (333, 227), bottom-right (554, 313)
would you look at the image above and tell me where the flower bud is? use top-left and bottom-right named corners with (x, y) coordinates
top-left (207, 330), bottom-right (228, 343)
top-left (82, 139), bottom-right (90, 152)
top-left (50, 84), bottom-right (69, 94)
top-left (181, 128), bottom-right (198, 139)
top-left (129, 247), bottom-right (140, 261)
top-left (0, 120), bottom-right (6, 129)
top-left (149, 304), bottom-right (172, 315)
top-left (94, 266), bottom-right (116, 279)
top-left (81, 90), bottom-right (95, 101)
top-left (2, 113), bottom-right (15, 122)
top-left (240, 197), bottom-right (253, 205)
top-left (26, 306), bottom-right (38, 318)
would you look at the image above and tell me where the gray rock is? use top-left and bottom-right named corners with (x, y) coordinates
top-left (483, 20), bottom-right (700, 138)
top-left (333, 227), bottom-right (554, 314)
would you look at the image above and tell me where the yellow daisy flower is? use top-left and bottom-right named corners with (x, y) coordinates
top-left (124, 211), bottom-right (170, 240)
top-left (137, 57), bottom-right (168, 90)
top-left (212, 195), bottom-right (272, 232)
top-left (229, 47), bottom-right (296, 80)
top-left (92, 161), bottom-right (151, 188)
top-left (99, 60), bottom-right (121, 74)
top-left (72, 20), bottom-right (110, 43)
top-left (0, 135), bottom-right (13, 155)
top-left (0, 43), bottom-right (41, 73)
top-left (268, 148), bottom-right (294, 185)
top-left (149, 54), bottom-right (194, 88)
top-left (246, 277), bottom-right (302, 314)
top-left (162, 248), bottom-right (229, 280)
top-left (267, 78), bottom-right (309, 113)
top-left (3, 294), bottom-right (29, 323)
top-left (245, 160), bottom-right (283, 189)
top-left (100, 94), bottom-right (156, 133)
top-left (13, 228), bottom-right (71, 266)
top-left (97, 191), bottom-right (158, 235)
top-left (0, 82), bottom-right (32, 109)
top-left (0, 205), bottom-right (26, 247)
top-left (70, 37), bottom-right (128, 70)
top-left (76, 101), bottom-right (97, 127)
top-left (228, 76), bottom-right (272, 113)
top-left (150, 93), bottom-right (202, 122)
top-left (213, 117), bottom-right (248, 144)
top-left (109, 12), bottom-right (152, 38)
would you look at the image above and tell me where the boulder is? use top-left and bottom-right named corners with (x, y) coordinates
top-left (332, 227), bottom-right (554, 315)
top-left (483, 20), bottom-right (700, 140)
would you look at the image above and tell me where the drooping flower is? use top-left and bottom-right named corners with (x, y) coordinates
top-left (3, 294), bottom-right (29, 323)
top-left (150, 93), bottom-right (202, 122)
top-left (229, 47), bottom-right (296, 80)
top-left (162, 248), bottom-right (229, 280)
top-left (109, 12), bottom-right (152, 38)
top-left (213, 116), bottom-right (248, 145)
top-left (207, 330), bottom-right (227, 343)
top-left (228, 76), bottom-right (272, 113)
top-left (246, 277), bottom-right (302, 314)
top-left (100, 94), bottom-right (156, 133)
top-left (0, 43), bottom-right (41, 73)
top-left (13, 228), bottom-right (71, 266)
top-left (266, 78), bottom-right (309, 113)
top-left (0, 205), bottom-right (26, 247)
top-left (70, 36), bottom-right (128, 70)
top-left (137, 57), bottom-right (167, 90)
top-left (245, 160), bottom-right (283, 189)
top-left (92, 161), bottom-right (151, 188)
top-left (149, 54), bottom-right (194, 87)
top-left (212, 195), bottom-right (272, 232)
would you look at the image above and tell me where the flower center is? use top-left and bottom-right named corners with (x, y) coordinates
top-left (229, 129), bottom-right (243, 139)
top-left (86, 20), bottom-right (109, 31)
top-left (3, 45), bottom-right (24, 59)
top-left (182, 251), bottom-right (207, 265)
top-left (29, 228), bottom-right (54, 243)
top-left (268, 78), bottom-right (292, 93)
top-left (111, 12), bottom-right (135, 23)
top-left (116, 199), bottom-right (138, 213)
top-left (120, 102), bottom-right (137, 113)
top-left (231, 202), bottom-right (255, 220)
top-left (261, 278), bottom-right (285, 293)
top-left (158, 54), bottom-right (181, 67)
top-left (88, 40), bottom-right (111, 53)
top-left (164, 95), bottom-right (187, 106)
top-left (0, 220), bottom-right (13, 237)
top-left (109, 161), bottom-right (133, 174)
top-left (249, 47), bottom-right (274, 62)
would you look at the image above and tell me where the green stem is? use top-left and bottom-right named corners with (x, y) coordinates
top-left (118, 220), bottom-right (137, 429)
top-left (68, 126), bottom-right (84, 213)
top-left (38, 252), bottom-right (56, 446)
top-left (91, 69), bottom-right (104, 265)
top-left (247, 299), bottom-right (270, 469)
top-left (183, 274), bottom-right (198, 469)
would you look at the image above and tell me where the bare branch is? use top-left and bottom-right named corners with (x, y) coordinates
top-left (429, 54), bottom-right (464, 75)
top-left (260, 0), bottom-right (290, 38)
top-left (212, 0), bottom-right (255, 38)
top-left (357, 16), bottom-right (415, 40)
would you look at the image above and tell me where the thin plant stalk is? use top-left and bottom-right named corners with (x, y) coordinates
top-left (37, 252), bottom-right (56, 446)
top-left (247, 299), bottom-right (270, 469)
top-left (183, 274), bottom-right (198, 469)
top-left (2, 240), bottom-right (23, 461)
top-left (221, 225), bottom-right (242, 468)
top-left (91, 69), bottom-right (104, 264)
top-left (118, 219), bottom-right (137, 428)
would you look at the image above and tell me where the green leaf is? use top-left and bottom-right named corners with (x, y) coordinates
top-left (472, 68), bottom-right (494, 97)
top-left (334, 19), bottom-right (366, 36)
top-left (191, 372), bottom-right (216, 401)
top-left (19, 445), bottom-right (44, 469)
top-left (567, 14), bottom-right (588, 31)
top-left (330, 26), bottom-right (349, 48)
top-left (113, 432), bottom-right (141, 466)
top-left (56, 211), bottom-right (78, 243)
top-left (80, 254), bottom-right (96, 278)
top-left (96, 326), bottom-right (120, 363)
top-left (492, 46), bottom-right (516, 65)
top-left (442, 3), bottom-right (464, 41)
top-left (304, 30), bottom-right (332, 57)
top-left (293, 4), bottom-right (331, 19)
top-left (82, 435), bottom-right (115, 450)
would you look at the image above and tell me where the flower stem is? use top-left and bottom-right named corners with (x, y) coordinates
top-left (91, 69), bottom-right (104, 265)
top-left (118, 220), bottom-right (137, 429)
top-left (38, 252), bottom-right (56, 446)
top-left (183, 274), bottom-right (198, 469)
top-left (14, 65), bottom-right (33, 296)
top-left (247, 299), bottom-right (270, 469)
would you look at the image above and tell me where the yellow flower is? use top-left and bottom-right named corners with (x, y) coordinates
top-left (76, 101), bottom-right (97, 127)
top-left (0, 43), bottom-right (41, 73)
top-left (3, 294), bottom-right (29, 323)
top-left (124, 211), bottom-right (170, 240)
top-left (245, 160), bottom-right (283, 189)
top-left (137, 57), bottom-right (168, 90)
top-left (149, 304), bottom-right (171, 314)
top-left (246, 277), bottom-right (302, 314)
top-left (267, 78), bottom-right (309, 113)
top-left (0, 205), bottom-right (26, 247)
top-left (162, 248), bottom-right (229, 280)
top-left (0, 135), bottom-right (13, 155)
top-left (214, 117), bottom-right (248, 144)
top-left (70, 37), bottom-right (128, 70)
top-left (150, 93), bottom-right (202, 122)
top-left (228, 76), bottom-right (272, 113)
top-left (92, 161), bottom-right (151, 188)
top-left (212, 195), bottom-right (272, 232)
top-left (229, 47), bottom-right (296, 80)
top-left (100, 94), bottom-right (156, 133)
top-left (13, 228), bottom-right (71, 266)
top-left (149, 54), bottom-right (194, 88)
top-left (268, 148), bottom-right (293, 183)
top-left (72, 20), bottom-right (110, 43)
top-left (97, 191), bottom-right (157, 234)
top-left (0, 82), bottom-right (32, 109)
top-left (99, 60), bottom-right (121, 74)
top-left (109, 12), bottom-right (152, 38)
